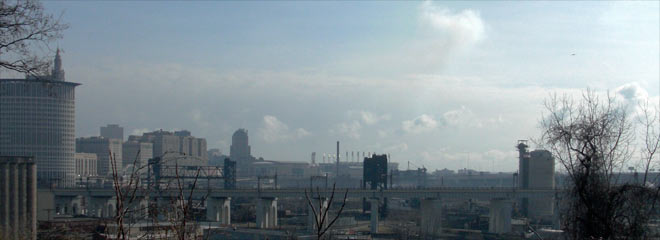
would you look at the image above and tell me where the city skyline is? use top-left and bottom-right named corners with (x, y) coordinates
top-left (24, 1), bottom-right (660, 172)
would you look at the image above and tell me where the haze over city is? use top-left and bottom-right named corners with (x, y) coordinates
top-left (2, 1), bottom-right (660, 239)
top-left (20, 1), bottom-right (658, 172)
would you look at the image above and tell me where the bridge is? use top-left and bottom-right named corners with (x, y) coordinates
top-left (44, 187), bottom-right (561, 235)
top-left (49, 187), bottom-right (557, 199)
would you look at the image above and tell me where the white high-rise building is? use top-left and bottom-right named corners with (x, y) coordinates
top-left (0, 50), bottom-right (80, 186)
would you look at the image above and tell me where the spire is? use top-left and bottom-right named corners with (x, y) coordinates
top-left (51, 48), bottom-right (65, 81)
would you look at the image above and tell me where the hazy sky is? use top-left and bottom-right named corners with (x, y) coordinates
top-left (37, 1), bottom-right (659, 172)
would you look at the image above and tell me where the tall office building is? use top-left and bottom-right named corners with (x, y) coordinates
top-left (76, 137), bottom-right (122, 176)
top-left (230, 129), bottom-right (255, 176)
top-left (135, 130), bottom-right (207, 166)
top-left (230, 129), bottom-right (253, 162)
top-left (0, 156), bottom-right (37, 240)
top-left (100, 124), bottom-right (124, 141)
top-left (0, 50), bottom-right (80, 186)
top-left (517, 140), bottom-right (555, 219)
top-left (122, 140), bottom-right (153, 168)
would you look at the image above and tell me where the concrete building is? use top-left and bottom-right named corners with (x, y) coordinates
top-left (229, 129), bottom-right (258, 177)
top-left (76, 137), bottom-right (122, 176)
top-left (134, 130), bottom-right (207, 166)
top-left (0, 50), bottom-right (80, 187)
top-left (230, 129), bottom-right (254, 162)
top-left (74, 153), bottom-right (97, 178)
top-left (0, 156), bottom-right (37, 240)
top-left (100, 124), bottom-right (124, 141)
top-left (122, 140), bottom-right (153, 168)
top-left (517, 140), bottom-right (555, 219)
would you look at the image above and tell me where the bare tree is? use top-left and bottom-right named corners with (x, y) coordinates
top-left (304, 183), bottom-right (348, 240)
top-left (0, 0), bottom-right (67, 75)
top-left (107, 151), bottom-right (208, 240)
top-left (540, 90), bottom-right (660, 239)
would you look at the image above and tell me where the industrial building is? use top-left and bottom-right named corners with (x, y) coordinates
top-left (517, 140), bottom-right (555, 219)
top-left (0, 156), bottom-right (37, 240)
top-left (0, 50), bottom-right (80, 187)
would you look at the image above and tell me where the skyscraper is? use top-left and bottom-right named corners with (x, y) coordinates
top-left (122, 140), bottom-right (153, 168)
top-left (230, 129), bottom-right (252, 162)
top-left (0, 50), bottom-right (79, 186)
top-left (517, 140), bottom-right (555, 219)
top-left (76, 137), bottom-right (122, 176)
top-left (230, 129), bottom-right (255, 176)
top-left (135, 130), bottom-right (207, 166)
top-left (100, 124), bottom-right (124, 141)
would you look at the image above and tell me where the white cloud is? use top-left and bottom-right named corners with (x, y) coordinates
top-left (614, 82), bottom-right (659, 118)
top-left (360, 111), bottom-right (391, 125)
top-left (259, 115), bottom-right (310, 142)
top-left (384, 143), bottom-right (409, 153)
top-left (442, 105), bottom-right (476, 127)
top-left (420, 1), bottom-right (485, 50)
top-left (402, 114), bottom-right (439, 134)
top-left (616, 82), bottom-right (648, 102)
top-left (130, 128), bottom-right (151, 136)
top-left (331, 120), bottom-right (362, 139)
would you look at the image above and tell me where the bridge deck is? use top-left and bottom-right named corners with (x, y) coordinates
top-left (49, 187), bottom-right (559, 200)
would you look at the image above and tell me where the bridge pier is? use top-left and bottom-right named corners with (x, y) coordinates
top-left (488, 198), bottom-right (512, 234)
top-left (70, 195), bottom-right (85, 215)
top-left (207, 197), bottom-right (231, 225)
top-left (420, 198), bottom-right (442, 237)
top-left (307, 198), bottom-right (328, 233)
top-left (256, 197), bottom-right (277, 229)
top-left (86, 196), bottom-right (114, 218)
top-left (370, 198), bottom-right (379, 233)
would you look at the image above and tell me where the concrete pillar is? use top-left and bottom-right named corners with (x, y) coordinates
top-left (139, 198), bottom-right (150, 220)
top-left (420, 198), bottom-right (442, 237)
top-left (70, 196), bottom-right (85, 216)
top-left (370, 198), bottom-right (379, 234)
top-left (256, 198), bottom-right (277, 229)
top-left (8, 162), bottom-right (18, 240)
top-left (307, 198), bottom-right (328, 233)
top-left (18, 163), bottom-right (26, 234)
top-left (489, 198), bottom-right (513, 234)
top-left (106, 197), bottom-right (117, 218)
top-left (87, 197), bottom-right (109, 218)
top-left (207, 197), bottom-right (231, 225)
top-left (1, 162), bottom-right (8, 240)
top-left (26, 162), bottom-right (37, 240)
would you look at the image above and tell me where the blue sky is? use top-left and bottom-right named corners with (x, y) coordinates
top-left (37, 1), bottom-right (659, 172)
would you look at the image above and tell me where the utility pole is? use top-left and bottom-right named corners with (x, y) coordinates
top-left (336, 141), bottom-right (340, 179)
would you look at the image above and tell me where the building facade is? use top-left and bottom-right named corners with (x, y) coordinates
top-left (100, 124), bottom-right (124, 141)
top-left (122, 140), bottom-right (153, 168)
top-left (517, 140), bottom-right (555, 219)
top-left (74, 152), bottom-right (97, 178)
top-left (0, 50), bottom-right (79, 186)
top-left (0, 156), bottom-right (37, 240)
top-left (230, 129), bottom-right (256, 176)
top-left (76, 137), bottom-right (122, 176)
top-left (134, 130), bottom-right (207, 166)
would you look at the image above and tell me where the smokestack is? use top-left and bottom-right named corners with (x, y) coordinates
top-left (336, 141), bottom-right (340, 178)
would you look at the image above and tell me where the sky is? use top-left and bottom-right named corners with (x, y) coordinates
top-left (28, 1), bottom-right (660, 172)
